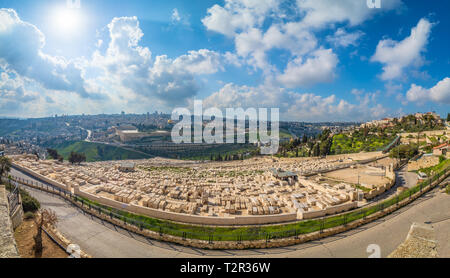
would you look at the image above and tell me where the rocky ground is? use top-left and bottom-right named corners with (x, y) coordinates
top-left (388, 222), bottom-right (439, 258)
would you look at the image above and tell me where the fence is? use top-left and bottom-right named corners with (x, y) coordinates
top-left (6, 164), bottom-right (449, 244)
top-left (6, 182), bottom-right (20, 217)
top-left (381, 135), bottom-right (401, 153)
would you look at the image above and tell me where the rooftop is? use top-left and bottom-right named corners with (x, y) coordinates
top-left (433, 143), bottom-right (449, 150)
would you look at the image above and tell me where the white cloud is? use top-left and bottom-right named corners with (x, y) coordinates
top-left (89, 16), bottom-right (224, 106)
top-left (203, 83), bottom-right (387, 122)
top-left (296, 0), bottom-right (403, 29)
top-left (0, 10), bottom-right (227, 116)
top-left (0, 67), bottom-right (44, 116)
top-left (201, 0), bottom-right (401, 87)
top-left (0, 8), bottom-right (94, 98)
top-left (170, 8), bottom-right (190, 27)
top-left (171, 8), bottom-right (181, 22)
top-left (277, 48), bottom-right (338, 88)
top-left (371, 18), bottom-right (433, 80)
top-left (202, 0), bottom-right (280, 37)
top-left (173, 49), bottom-right (223, 75)
top-left (326, 28), bottom-right (364, 47)
top-left (223, 51), bottom-right (243, 67)
top-left (406, 77), bottom-right (450, 104)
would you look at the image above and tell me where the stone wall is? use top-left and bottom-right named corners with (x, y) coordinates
top-left (364, 166), bottom-right (396, 200)
top-left (407, 156), bottom-right (440, 172)
top-left (298, 201), bottom-right (358, 220)
top-left (0, 184), bottom-right (20, 258)
top-left (302, 154), bottom-right (389, 177)
top-left (12, 163), bottom-right (69, 191)
top-left (10, 199), bottom-right (23, 230)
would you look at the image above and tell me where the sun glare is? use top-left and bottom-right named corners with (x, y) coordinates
top-left (51, 6), bottom-right (84, 36)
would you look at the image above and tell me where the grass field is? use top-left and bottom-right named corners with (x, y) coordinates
top-left (330, 133), bottom-right (395, 154)
top-left (55, 141), bottom-right (152, 162)
top-left (418, 159), bottom-right (450, 176)
top-left (175, 144), bottom-right (258, 161)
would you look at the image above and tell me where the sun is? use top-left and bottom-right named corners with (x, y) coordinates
top-left (51, 6), bottom-right (84, 35)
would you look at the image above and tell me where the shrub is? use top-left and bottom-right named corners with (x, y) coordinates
top-left (21, 193), bottom-right (40, 213)
top-left (389, 144), bottom-right (418, 160)
top-left (3, 184), bottom-right (41, 212)
top-left (24, 211), bottom-right (35, 220)
top-left (446, 185), bottom-right (450, 195)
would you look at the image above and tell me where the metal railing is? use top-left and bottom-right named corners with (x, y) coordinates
top-left (7, 184), bottom-right (20, 216)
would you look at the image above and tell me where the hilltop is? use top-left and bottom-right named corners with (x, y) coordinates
top-left (54, 141), bottom-right (152, 162)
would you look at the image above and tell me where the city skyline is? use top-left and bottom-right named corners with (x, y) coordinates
top-left (0, 0), bottom-right (449, 122)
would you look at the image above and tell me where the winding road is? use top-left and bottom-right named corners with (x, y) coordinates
top-left (9, 167), bottom-right (450, 258)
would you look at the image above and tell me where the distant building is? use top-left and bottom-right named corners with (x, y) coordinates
top-left (119, 162), bottom-right (136, 172)
top-left (433, 143), bottom-right (449, 157)
top-left (113, 125), bottom-right (146, 142)
top-left (270, 168), bottom-right (298, 182)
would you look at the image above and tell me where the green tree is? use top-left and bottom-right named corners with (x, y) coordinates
top-left (0, 156), bottom-right (12, 178)
top-left (312, 143), bottom-right (320, 157)
top-left (69, 152), bottom-right (86, 165)
top-left (389, 144), bottom-right (418, 160)
top-left (302, 134), bottom-right (308, 144)
top-left (46, 148), bottom-right (59, 159)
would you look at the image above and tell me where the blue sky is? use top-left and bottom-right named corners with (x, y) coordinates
top-left (0, 0), bottom-right (448, 121)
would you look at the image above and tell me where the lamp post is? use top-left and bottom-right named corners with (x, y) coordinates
top-left (357, 169), bottom-right (360, 187)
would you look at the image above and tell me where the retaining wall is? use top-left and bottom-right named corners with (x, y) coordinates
top-left (0, 184), bottom-right (20, 258)
top-left (12, 163), bottom-right (69, 191)
top-left (299, 201), bottom-right (358, 220)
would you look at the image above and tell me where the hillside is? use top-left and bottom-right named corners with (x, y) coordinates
top-left (330, 132), bottom-right (396, 154)
top-left (55, 141), bottom-right (152, 162)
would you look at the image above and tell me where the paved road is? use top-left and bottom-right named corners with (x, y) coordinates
top-left (368, 165), bottom-right (417, 203)
top-left (9, 168), bottom-right (450, 258)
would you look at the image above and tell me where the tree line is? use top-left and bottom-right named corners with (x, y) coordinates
top-left (46, 148), bottom-right (86, 164)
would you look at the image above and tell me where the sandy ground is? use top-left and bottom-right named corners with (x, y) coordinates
top-left (325, 151), bottom-right (384, 161)
top-left (323, 157), bottom-right (396, 187)
top-left (14, 218), bottom-right (68, 258)
top-left (324, 168), bottom-right (390, 187)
